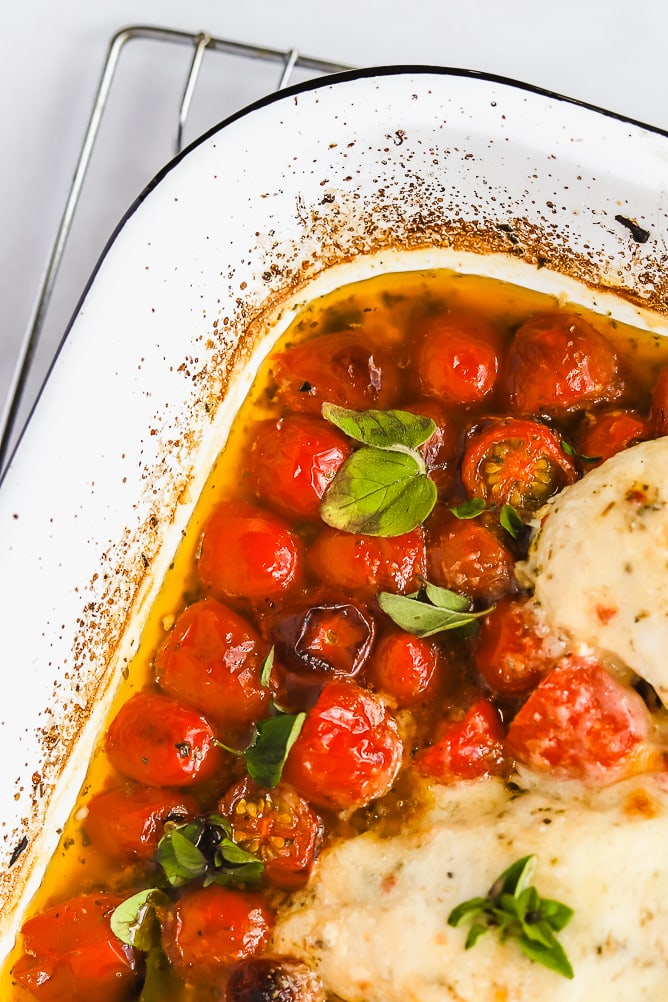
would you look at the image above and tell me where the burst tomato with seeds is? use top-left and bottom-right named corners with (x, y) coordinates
top-left (155, 598), bottom-right (271, 733)
top-left (504, 311), bottom-right (623, 416)
top-left (414, 309), bottom-right (501, 405)
top-left (307, 525), bottom-right (426, 596)
top-left (84, 784), bottom-right (199, 862)
top-left (283, 680), bottom-right (403, 810)
top-left (219, 776), bottom-right (323, 889)
top-left (271, 331), bottom-right (401, 415)
top-left (461, 417), bottom-right (578, 513)
top-left (105, 690), bottom-right (226, 787)
top-left (506, 655), bottom-right (651, 783)
top-left (250, 415), bottom-right (351, 520)
top-left (161, 885), bottom-right (274, 984)
top-left (415, 700), bottom-right (506, 781)
top-left (198, 500), bottom-right (303, 602)
top-left (12, 893), bottom-right (140, 1002)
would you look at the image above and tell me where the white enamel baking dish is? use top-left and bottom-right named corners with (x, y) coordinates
top-left (2, 66), bottom-right (668, 965)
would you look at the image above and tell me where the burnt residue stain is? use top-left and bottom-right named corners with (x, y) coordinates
top-left (9, 836), bottom-right (28, 868)
top-left (614, 214), bottom-right (650, 244)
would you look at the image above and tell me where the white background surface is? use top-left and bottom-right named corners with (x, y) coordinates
top-left (1, 0), bottom-right (666, 460)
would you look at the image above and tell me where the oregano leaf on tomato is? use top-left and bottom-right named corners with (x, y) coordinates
top-left (320, 447), bottom-right (437, 536)
top-left (245, 711), bottom-right (307, 789)
top-left (156, 814), bottom-right (264, 889)
top-left (450, 498), bottom-right (487, 520)
top-left (110, 888), bottom-right (168, 950)
top-left (322, 403), bottom-right (436, 452)
top-left (378, 583), bottom-right (491, 637)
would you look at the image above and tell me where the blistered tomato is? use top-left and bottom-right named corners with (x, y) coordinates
top-left (105, 690), bottom-right (226, 787)
top-left (283, 680), bottom-right (403, 810)
top-left (414, 309), bottom-right (501, 405)
top-left (198, 500), bottom-right (303, 602)
top-left (12, 893), bottom-right (140, 1002)
top-left (84, 784), bottom-right (198, 861)
top-left (155, 598), bottom-right (271, 733)
top-left (250, 415), bottom-right (351, 520)
top-left (575, 407), bottom-right (649, 465)
top-left (504, 311), bottom-right (623, 416)
top-left (307, 526), bottom-right (426, 596)
top-left (474, 597), bottom-right (557, 698)
top-left (427, 513), bottom-right (517, 604)
top-left (415, 700), bottom-right (506, 782)
top-left (370, 631), bottom-right (446, 707)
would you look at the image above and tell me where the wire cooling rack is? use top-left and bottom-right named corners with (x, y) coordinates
top-left (0, 24), bottom-right (351, 471)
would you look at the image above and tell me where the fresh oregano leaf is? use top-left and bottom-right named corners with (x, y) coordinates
top-left (500, 503), bottom-right (525, 540)
top-left (378, 583), bottom-right (491, 638)
top-left (449, 498), bottom-right (487, 520)
top-left (245, 711), bottom-right (306, 788)
top-left (259, 646), bottom-right (275, 688)
top-left (322, 403), bottom-right (436, 451)
top-left (320, 447), bottom-right (437, 536)
top-left (156, 814), bottom-right (263, 889)
top-left (448, 855), bottom-right (574, 980)
top-left (561, 439), bottom-right (600, 464)
top-left (110, 888), bottom-right (168, 950)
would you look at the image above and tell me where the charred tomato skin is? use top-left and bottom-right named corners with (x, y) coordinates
top-left (282, 680), bottom-right (403, 811)
top-left (225, 957), bottom-right (327, 1002)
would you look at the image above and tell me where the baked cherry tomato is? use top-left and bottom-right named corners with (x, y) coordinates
top-left (426, 513), bottom-right (517, 604)
top-left (12, 893), bottom-right (140, 1002)
top-left (575, 407), bottom-right (650, 466)
top-left (198, 501), bottom-right (303, 602)
top-left (461, 417), bottom-right (578, 512)
top-left (161, 885), bottom-right (273, 984)
top-left (106, 690), bottom-right (226, 787)
top-left (155, 599), bottom-right (271, 733)
top-left (307, 526), bottom-right (426, 596)
top-left (219, 776), bottom-right (323, 889)
top-left (414, 309), bottom-right (501, 405)
top-left (271, 331), bottom-right (401, 415)
top-left (474, 597), bottom-right (557, 697)
top-left (226, 958), bottom-right (326, 1002)
top-left (283, 680), bottom-right (403, 810)
top-left (506, 655), bottom-right (651, 783)
top-left (250, 415), bottom-right (351, 520)
top-left (293, 602), bottom-right (376, 677)
top-left (649, 364), bottom-right (668, 436)
top-left (406, 398), bottom-right (461, 468)
top-left (415, 700), bottom-right (506, 781)
top-left (84, 784), bottom-right (198, 861)
top-left (370, 631), bottom-right (446, 707)
top-left (504, 311), bottom-right (623, 416)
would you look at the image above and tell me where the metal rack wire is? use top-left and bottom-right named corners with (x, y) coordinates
top-left (0, 24), bottom-right (351, 471)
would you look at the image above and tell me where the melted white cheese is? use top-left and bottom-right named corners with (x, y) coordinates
top-left (517, 438), bottom-right (668, 704)
top-left (273, 776), bottom-right (668, 1001)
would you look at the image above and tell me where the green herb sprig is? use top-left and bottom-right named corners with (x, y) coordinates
top-left (447, 855), bottom-right (574, 979)
top-left (378, 579), bottom-right (492, 637)
top-left (320, 403), bottom-right (438, 537)
top-left (449, 498), bottom-right (525, 540)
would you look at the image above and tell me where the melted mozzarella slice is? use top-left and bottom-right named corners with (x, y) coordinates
top-left (518, 437), bottom-right (668, 703)
top-left (273, 777), bottom-right (668, 1001)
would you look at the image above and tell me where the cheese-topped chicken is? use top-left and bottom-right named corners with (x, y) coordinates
top-left (273, 776), bottom-right (668, 1001)
top-left (518, 437), bottom-right (668, 704)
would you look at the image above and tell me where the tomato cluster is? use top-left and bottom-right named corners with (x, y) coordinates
top-left (12, 282), bottom-right (668, 1002)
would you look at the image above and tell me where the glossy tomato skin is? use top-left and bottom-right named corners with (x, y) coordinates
top-left (161, 885), bottom-right (273, 984)
top-left (414, 309), bottom-right (501, 405)
top-left (461, 417), bottom-right (578, 513)
top-left (504, 311), bottom-right (623, 416)
top-left (12, 892), bottom-right (140, 1002)
top-left (307, 526), bottom-right (426, 597)
top-left (426, 512), bottom-right (517, 604)
top-left (649, 365), bottom-right (668, 435)
top-left (283, 680), bottom-right (403, 810)
top-left (84, 784), bottom-right (198, 862)
top-left (506, 655), bottom-right (651, 783)
top-left (198, 501), bottom-right (304, 602)
top-left (575, 407), bottom-right (650, 466)
top-left (270, 331), bottom-right (401, 415)
top-left (250, 415), bottom-right (351, 520)
top-left (474, 597), bottom-right (557, 698)
top-left (415, 700), bottom-right (506, 782)
top-left (155, 598), bottom-right (271, 733)
top-left (370, 631), bottom-right (446, 708)
top-left (219, 776), bottom-right (323, 889)
top-left (106, 690), bottom-right (226, 787)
